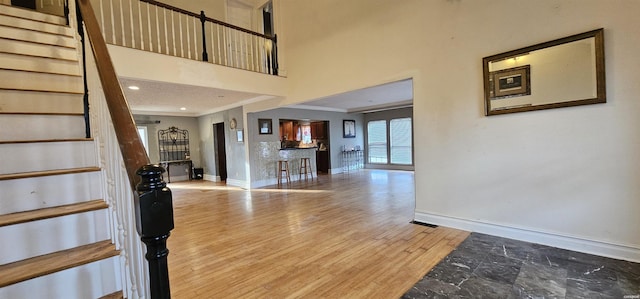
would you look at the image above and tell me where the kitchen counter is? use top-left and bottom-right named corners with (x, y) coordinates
top-left (280, 146), bottom-right (318, 151)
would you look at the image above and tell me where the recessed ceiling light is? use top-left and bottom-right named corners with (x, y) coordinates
top-left (180, 107), bottom-right (187, 111)
top-left (128, 86), bottom-right (140, 90)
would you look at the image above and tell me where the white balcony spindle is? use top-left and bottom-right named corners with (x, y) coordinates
top-left (179, 14), bottom-right (184, 57)
top-left (234, 30), bottom-right (239, 68)
top-left (128, 0), bottom-right (135, 48)
top-left (119, 0), bottom-right (125, 47)
top-left (146, 3), bottom-right (153, 52)
top-left (154, 6), bottom-right (160, 53)
top-left (99, 0), bottom-right (105, 38)
top-left (186, 16), bottom-right (191, 59)
top-left (193, 17), bottom-right (198, 61)
top-left (109, 0), bottom-right (115, 43)
top-left (171, 12), bottom-right (176, 56)
top-left (138, 0), bottom-right (144, 50)
top-left (163, 9), bottom-right (168, 55)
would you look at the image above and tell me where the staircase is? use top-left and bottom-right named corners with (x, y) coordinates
top-left (0, 5), bottom-right (123, 298)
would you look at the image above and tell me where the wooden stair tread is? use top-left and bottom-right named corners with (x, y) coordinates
top-left (0, 167), bottom-right (100, 181)
top-left (0, 199), bottom-right (107, 227)
top-left (99, 291), bottom-right (124, 299)
top-left (0, 111), bottom-right (84, 116)
top-left (0, 67), bottom-right (82, 77)
top-left (0, 4), bottom-right (67, 26)
top-left (0, 240), bottom-right (119, 287)
top-left (0, 87), bottom-right (83, 95)
top-left (0, 138), bottom-right (93, 145)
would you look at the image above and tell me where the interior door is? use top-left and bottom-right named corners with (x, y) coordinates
top-left (214, 123), bottom-right (228, 181)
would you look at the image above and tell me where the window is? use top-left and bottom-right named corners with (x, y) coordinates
top-left (390, 118), bottom-right (412, 165)
top-left (367, 120), bottom-right (387, 164)
top-left (137, 126), bottom-right (149, 154)
top-left (366, 117), bottom-right (413, 166)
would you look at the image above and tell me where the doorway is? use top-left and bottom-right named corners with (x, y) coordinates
top-left (214, 123), bottom-right (228, 181)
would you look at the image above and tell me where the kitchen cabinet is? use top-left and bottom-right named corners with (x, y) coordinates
top-left (310, 121), bottom-right (326, 139)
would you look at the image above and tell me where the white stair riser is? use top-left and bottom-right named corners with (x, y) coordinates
top-left (0, 90), bottom-right (83, 114)
top-left (0, 4), bottom-right (67, 25)
top-left (0, 114), bottom-right (86, 141)
top-left (0, 38), bottom-right (78, 60)
top-left (0, 69), bottom-right (83, 93)
top-left (0, 257), bottom-right (122, 299)
top-left (0, 25), bottom-right (76, 48)
top-left (0, 141), bottom-right (97, 174)
top-left (0, 52), bottom-right (80, 75)
top-left (0, 209), bottom-right (110, 264)
top-left (0, 15), bottom-right (74, 37)
top-left (0, 171), bottom-right (102, 214)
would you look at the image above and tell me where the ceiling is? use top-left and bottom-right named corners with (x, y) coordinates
top-left (121, 77), bottom-right (413, 117)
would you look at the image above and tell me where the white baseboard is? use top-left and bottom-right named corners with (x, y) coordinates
top-left (250, 178), bottom-right (277, 189)
top-left (166, 175), bottom-right (189, 182)
top-left (331, 167), bottom-right (342, 174)
top-left (226, 178), bottom-right (248, 189)
top-left (204, 174), bottom-right (220, 182)
top-left (414, 211), bottom-right (640, 263)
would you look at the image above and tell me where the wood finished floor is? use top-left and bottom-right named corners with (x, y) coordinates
top-left (167, 170), bottom-right (469, 298)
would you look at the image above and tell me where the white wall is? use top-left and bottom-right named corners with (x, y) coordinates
top-left (277, 0), bottom-right (640, 261)
top-left (197, 107), bottom-right (247, 187)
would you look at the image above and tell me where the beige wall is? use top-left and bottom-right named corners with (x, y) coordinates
top-left (276, 0), bottom-right (640, 261)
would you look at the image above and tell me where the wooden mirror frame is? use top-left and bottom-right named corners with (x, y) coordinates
top-left (483, 28), bottom-right (606, 116)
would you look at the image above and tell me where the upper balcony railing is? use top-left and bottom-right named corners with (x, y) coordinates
top-left (91, 0), bottom-right (278, 75)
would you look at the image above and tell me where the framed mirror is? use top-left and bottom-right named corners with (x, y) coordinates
top-left (483, 28), bottom-right (605, 115)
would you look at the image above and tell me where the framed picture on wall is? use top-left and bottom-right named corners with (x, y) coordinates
top-left (490, 65), bottom-right (531, 99)
top-left (236, 130), bottom-right (244, 142)
top-left (258, 119), bottom-right (272, 134)
top-left (343, 120), bottom-right (356, 138)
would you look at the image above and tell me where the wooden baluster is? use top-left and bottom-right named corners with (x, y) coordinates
top-left (259, 37), bottom-right (264, 73)
top-left (178, 14), bottom-right (183, 57)
top-left (210, 23), bottom-right (216, 64)
top-left (234, 30), bottom-right (239, 68)
top-left (155, 6), bottom-right (161, 53)
top-left (219, 25), bottom-right (224, 66)
top-left (243, 33), bottom-right (248, 70)
top-left (119, 0), bottom-right (124, 46)
top-left (138, 0), bottom-right (144, 50)
top-left (171, 12), bottom-right (176, 56)
top-left (192, 17), bottom-right (197, 60)
top-left (99, 0), bottom-right (105, 37)
top-left (146, 3), bottom-right (152, 52)
top-left (163, 9), bottom-right (168, 55)
top-left (186, 15), bottom-right (191, 59)
top-left (128, 0), bottom-right (134, 48)
top-left (108, 0), bottom-right (115, 43)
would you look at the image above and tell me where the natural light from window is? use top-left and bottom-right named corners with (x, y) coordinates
top-left (367, 120), bottom-right (387, 164)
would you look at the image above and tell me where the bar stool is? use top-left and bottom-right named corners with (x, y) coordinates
top-left (299, 157), bottom-right (313, 180)
top-left (277, 160), bottom-right (291, 185)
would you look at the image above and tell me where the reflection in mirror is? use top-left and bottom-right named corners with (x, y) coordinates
top-left (483, 29), bottom-right (605, 115)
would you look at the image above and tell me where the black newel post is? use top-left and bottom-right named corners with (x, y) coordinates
top-left (200, 11), bottom-right (208, 62)
top-left (135, 165), bottom-right (174, 299)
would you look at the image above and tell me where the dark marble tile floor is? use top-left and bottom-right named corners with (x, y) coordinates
top-left (403, 233), bottom-right (640, 299)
